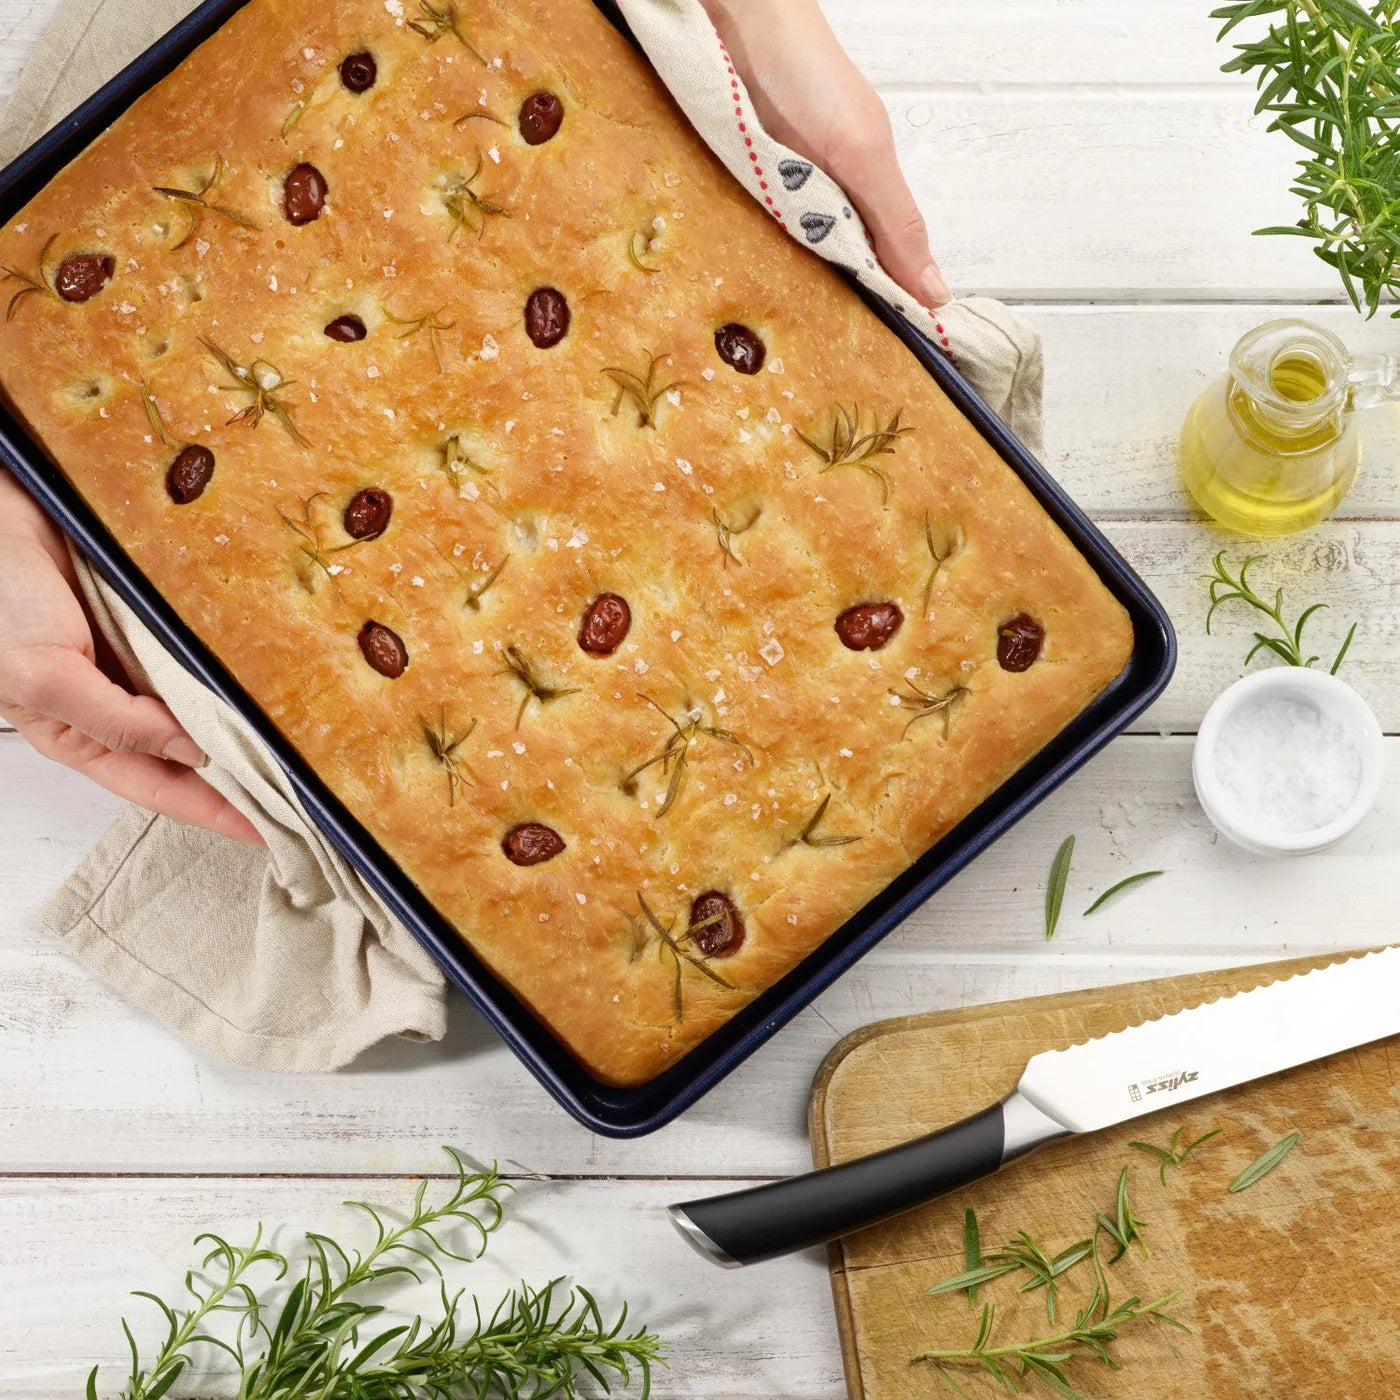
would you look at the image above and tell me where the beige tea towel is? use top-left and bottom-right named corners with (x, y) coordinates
top-left (5, 0), bottom-right (1045, 1073)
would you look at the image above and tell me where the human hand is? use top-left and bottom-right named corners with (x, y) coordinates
top-left (699, 0), bottom-right (951, 309)
top-left (0, 470), bottom-right (263, 845)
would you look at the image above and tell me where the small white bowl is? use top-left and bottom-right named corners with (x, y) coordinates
top-left (1193, 668), bottom-right (1385, 857)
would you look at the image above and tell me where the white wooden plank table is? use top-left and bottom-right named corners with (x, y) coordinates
top-left (1, 2), bottom-right (1393, 1393)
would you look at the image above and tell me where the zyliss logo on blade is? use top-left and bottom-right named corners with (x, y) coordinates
top-left (1127, 1069), bottom-right (1199, 1103)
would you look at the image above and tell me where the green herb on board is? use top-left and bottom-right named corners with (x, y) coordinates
top-left (1213, 0), bottom-right (1400, 318)
top-left (1045, 835), bottom-right (1075, 939)
top-left (85, 1147), bottom-right (663, 1400)
top-left (1095, 1168), bottom-right (1150, 1264)
top-left (1229, 1131), bottom-right (1301, 1192)
top-left (1128, 1127), bottom-right (1224, 1186)
top-left (1083, 870), bottom-right (1165, 917)
top-left (1205, 550), bottom-right (1357, 673)
top-left (916, 1238), bottom-right (1187, 1399)
top-left (964, 1208), bottom-right (984, 1306)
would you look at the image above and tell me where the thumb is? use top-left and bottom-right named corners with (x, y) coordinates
top-left (825, 122), bottom-right (951, 310)
top-left (13, 645), bottom-right (205, 766)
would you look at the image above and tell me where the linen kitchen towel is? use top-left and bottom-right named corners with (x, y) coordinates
top-left (3, 0), bottom-right (1045, 1073)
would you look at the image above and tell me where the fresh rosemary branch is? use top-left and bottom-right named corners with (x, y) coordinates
top-left (602, 351), bottom-right (683, 428)
top-left (1229, 1131), bottom-right (1301, 1191)
top-left (916, 1251), bottom-right (1186, 1400)
top-left (501, 646), bottom-right (580, 729)
top-left (0, 232), bottom-right (60, 319)
top-left (443, 155), bottom-right (510, 239)
top-left (409, 0), bottom-right (487, 64)
top-left (1095, 1167), bottom-right (1150, 1265)
top-left (796, 403), bottom-right (911, 504)
top-left (621, 695), bottom-right (754, 818)
top-left (1129, 1127), bottom-right (1224, 1186)
top-left (1044, 835), bottom-right (1075, 939)
top-left (712, 505), bottom-right (760, 567)
top-left (636, 891), bottom-right (735, 1022)
top-left (1205, 550), bottom-right (1357, 672)
top-left (153, 154), bottom-right (260, 250)
top-left (1214, 0), bottom-right (1400, 318)
top-left (278, 493), bottom-right (359, 593)
top-left (1083, 869), bottom-right (1165, 917)
top-left (889, 680), bottom-right (968, 740)
top-left (387, 305), bottom-right (456, 370)
top-left (792, 792), bottom-right (862, 848)
top-left (422, 705), bottom-right (478, 805)
top-left (200, 337), bottom-right (309, 447)
top-left (87, 1147), bottom-right (664, 1400)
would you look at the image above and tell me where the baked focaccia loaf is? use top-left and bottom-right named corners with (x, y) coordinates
top-left (0, 0), bottom-right (1132, 1085)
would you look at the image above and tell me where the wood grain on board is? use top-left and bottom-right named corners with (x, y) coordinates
top-left (811, 954), bottom-right (1400, 1399)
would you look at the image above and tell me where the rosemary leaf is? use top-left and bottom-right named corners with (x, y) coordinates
top-left (1045, 835), bottom-right (1075, 939)
top-left (964, 1208), bottom-right (983, 1306)
top-left (1229, 1131), bottom-right (1301, 1193)
top-left (1083, 870), bottom-right (1165, 917)
top-left (1128, 1127), bottom-right (1223, 1187)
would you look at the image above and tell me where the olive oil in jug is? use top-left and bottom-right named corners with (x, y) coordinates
top-left (1181, 319), bottom-right (1399, 536)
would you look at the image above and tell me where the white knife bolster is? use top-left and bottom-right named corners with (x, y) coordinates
top-left (999, 1089), bottom-right (1074, 1164)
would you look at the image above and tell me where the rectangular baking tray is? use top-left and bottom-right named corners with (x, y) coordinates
top-left (0, 0), bottom-right (1175, 1136)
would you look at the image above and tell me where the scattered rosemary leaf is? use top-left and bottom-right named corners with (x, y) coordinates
top-left (421, 705), bottom-right (477, 805)
top-left (281, 99), bottom-right (306, 140)
top-left (1128, 1127), bottom-right (1223, 1187)
top-left (464, 554), bottom-right (508, 611)
top-left (621, 695), bottom-right (753, 818)
top-left (0, 233), bottom-right (60, 319)
top-left (200, 337), bottom-right (309, 447)
top-left (1095, 1168), bottom-right (1150, 1264)
top-left (443, 154), bottom-right (510, 239)
top-left (636, 891), bottom-right (735, 1022)
top-left (628, 227), bottom-right (661, 274)
top-left (454, 109), bottom-right (507, 131)
top-left (964, 1208), bottom-right (983, 1306)
top-left (922, 514), bottom-right (961, 616)
top-left (140, 378), bottom-right (168, 446)
top-left (712, 504), bottom-right (759, 567)
top-left (500, 646), bottom-right (579, 729)
top-left (1228, 1132), bottom-right (1300, 1193)
top-left (153, 154), bottom-right (260, 248)
top-left (1045, 835), bottom-right (1075, 939)
top-left (1083, 869), bottom-right (1164, 917)
top-left (793, 792), bottom-right (862, 849)
top-left (409, 0), bottom-right (487, 64)
top-left (385, 304), bottom-right (456, 370)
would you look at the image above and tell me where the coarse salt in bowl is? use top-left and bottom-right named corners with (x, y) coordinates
top-left (1193, 667), bottom-right (1385, 856)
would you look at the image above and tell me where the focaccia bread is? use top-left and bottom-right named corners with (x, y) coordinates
top-left (0, 0), bottom-right (1133, 1085)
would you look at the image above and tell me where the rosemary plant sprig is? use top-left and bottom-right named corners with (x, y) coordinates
top-left (796, 403), bottom-right (911, 504)
top-left (1129, 1126), bottom-right (1224, 1186)
top-left (278, 493), bottom-right (360, 593)
top-left (1205, 549), bottom-right (1357, 672)
top-left (386, 304), bottom-right (456, 370)
top-left (1083, 869), bottom-right (1165, 916)
top-left (621, 695), bottom-right (754, 818)
top-left (1044, 835), bottom-right (1075, 939)
top-left (422, 705), bottom-right (478, 805)
top-left (792, 791), bottom-right (862, 848)
top-left (1229, 1131), bottom-right (1301, 1191)
top-left (890, 680), bottom-right (968, 740)
top-left (441, 432), bottom-right (493, 493)
top-left (153, 154), bottom-right (260, 250)
top-left (712, 504), bottom-right (760, 567)
top-left (443, 154), bottom-right (510, 239)
top-left (200, 336), bottom-right (309, 447)
top-left (628, 227), bottom-right (662, 273)
top-left (916, 1255), bottom-right (1187, 1400)
top-left (465, 554), bottom-right (509, 611)
top-left (0, 233), bottom-right (60, 319)
top-left (139, 379), bottom-right (169, 446)
top-left (501, 645), bottom-right (580, 728)
top-left (923, 514), bottom-right (962, 615)
top-left (88, 1148), bottom-right (664, 1400)
top-left (602, 351), bottom-right (683, 428)
top-left (409, 0), bottom-right (488, 64)
top-left (1214, 0), bottom-right (1400, 318)
top-left (636, 891), bottom-right (735, 1022)
top-left (1095, 1168), bottom-right (1150, 1264)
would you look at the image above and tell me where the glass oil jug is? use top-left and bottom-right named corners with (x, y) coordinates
top-left (1180, 318), bottom-right (1400, 536)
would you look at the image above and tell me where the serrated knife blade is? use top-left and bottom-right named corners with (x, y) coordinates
top-left (670, 949), bottom-right (1400, 1268)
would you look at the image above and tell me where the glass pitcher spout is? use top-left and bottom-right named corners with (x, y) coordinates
top-left (1347, 352), bottom-right (1400, 410)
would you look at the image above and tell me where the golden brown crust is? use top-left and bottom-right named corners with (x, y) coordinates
top-left (0, 0), bottom-right (1133, 1085)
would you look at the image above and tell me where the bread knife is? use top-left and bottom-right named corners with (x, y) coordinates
top-left (671, 948), bottom-right (1400, 1267)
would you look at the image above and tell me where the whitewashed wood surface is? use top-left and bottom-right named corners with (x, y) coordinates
top-left (2, 2), bottom-right (1396, 1395)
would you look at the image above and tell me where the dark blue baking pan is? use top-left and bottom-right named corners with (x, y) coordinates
top-left (0, 0), bottom-right (1175, 1136)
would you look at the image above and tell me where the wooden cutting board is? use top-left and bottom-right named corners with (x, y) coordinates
top-left (809, 953), bottom-right (1400, 1400)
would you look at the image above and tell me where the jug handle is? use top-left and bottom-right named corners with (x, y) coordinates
top-left (1348, 352), bottom-right (1400, 410)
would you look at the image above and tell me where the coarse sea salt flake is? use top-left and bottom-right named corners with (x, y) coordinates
top-left (513, 741), bottom-right (526, 754)
top-left (479, 335), bottom-right (499, 360)
top-left (759, 639), bottom-right (785, 666)
top-left (840, 748), bottom-right (854, 758)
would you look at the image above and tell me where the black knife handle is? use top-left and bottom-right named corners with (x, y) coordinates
top-left (670, 1091), bottom-right (1067, 1267)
